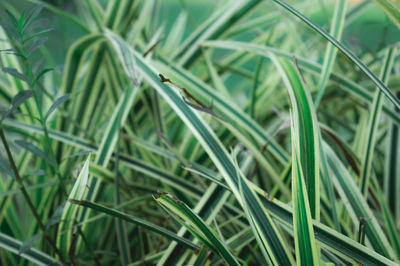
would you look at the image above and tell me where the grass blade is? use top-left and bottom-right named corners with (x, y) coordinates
top-left (0, 233), bottom-right (60, 266)
top-left (273, 56), bottom-right (320, 220)
top-left (57, 155), bottom-right (90, 256)
top-left (68, 199), bottom-right (199, 250)
top-left (314, 0), bottom-right (347, 108)
top-left (371, 0), bottom-right (400, 29)
top-left (324, 143), bottom-right (395, 258)
top-left (274, 56), bottom-right (319, 264)
top-left (155, 193), bottom-right (240, 265)
top-left (359, 46), bottom-right (397, 196)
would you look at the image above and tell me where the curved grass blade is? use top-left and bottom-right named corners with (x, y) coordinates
top-left (44, 94), bottom-right (70, 122)
top-left (68, 199), bottom-right (199, 250)
top-left (384, 98), bottom-right (400, 220)
top-left (155, 193), bottom-right (240, 265)
top-left (0, 90), bottom-right (33, 124)
top-left (273, 57), bottom-right (320, 220)
top-left (274, 56), bottom-right (319, 264)
top-left (234, 155), bottom-right (294, 265)
top-left (269, 0), bottom-right (400, 110)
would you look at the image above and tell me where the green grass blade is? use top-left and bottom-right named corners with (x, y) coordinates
top-left (314, 0), bottom-right (347, 108)
top-left (273, 56), bottom-right (319, 264)
top-left (371, 0), bottom-right (400, 29)
top-left (373, 179), bottom-right (400, 259)
top-left (324, 143), bottom-right (395, 258)
top-left (56, 155), bottom-right (90, 255)
top-left (384, 103), bottom-right (400, 220)
top-left (292, 148), bottom-right (318, 265)
top-left (359, 46), bottom-right (397, 196)
top-left (273, 57), bottom-right (320, 220)
top-left (68, 199), bottom-right (199, 250)
top-left (269, 0), bottom-right (400, 110)
top-left (155, 193), bottom-right (240, 265)
top-left (234, 157), bottom-right (294, 265)
top-left (0, 233), bottom-right (61, 266)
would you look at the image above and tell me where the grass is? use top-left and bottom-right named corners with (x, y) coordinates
top-left (0, 0), bottom-right (400, 265)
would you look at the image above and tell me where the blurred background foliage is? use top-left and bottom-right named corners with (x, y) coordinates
top-left (2, 0), bottom-right (400, 64)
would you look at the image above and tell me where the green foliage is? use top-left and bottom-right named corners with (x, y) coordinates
top-left (0, 0), bottom-right (400, 265)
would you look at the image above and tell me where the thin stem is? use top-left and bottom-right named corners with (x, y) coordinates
top-left (0, 127), bottom-right (67, 264)
top-left (18, 28), bottom-right (67, 197)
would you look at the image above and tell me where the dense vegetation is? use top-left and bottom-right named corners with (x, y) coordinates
top-left (1, 0), bottom-right (400, 265)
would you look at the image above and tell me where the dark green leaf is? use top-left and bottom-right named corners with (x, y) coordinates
top-left (69, 199), bottom-right (199, 250)
top-left (15, 140), bottom-right (54, 167)
top-left (5, 10), bottom-right (18, 27)
top-left (0, 21), bottom-right (18, 39)
top-left (34, 68), bottom-right (53, 84)
top-left (24, 18), bottom-right (49, 34)
top-left (46, 203), bottom-right (66, 228)
top-left (62, 150), bottom-right (91, 161)
top-left (19, 233), bottom-right (41, 255)
top-left (18, 11), bottom-right (26, 33)
top-left (2, 67), bottom-right (29, 83)
top-left (1, 90), bottom-right (33, 123)
top-left (0, 48), bottom-right (13, 52)
top-left (44, 94), bottom-right (70, 121)
top-left (27, 37), bottom-right (48, 56)
top-left (23, 4), bottom-right (44, 32)
top-left (0, 155), bottom-right (14, 179)
top-left (25, 169), bottom-right (45, 177)
top-left (0, 232), bottom-right (61, 265)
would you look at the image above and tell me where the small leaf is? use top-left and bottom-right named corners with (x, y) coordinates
top-left (34, 68), bottom-right (53, 84)
top-left (0, 22), bottom-right (19, 39)
top-left (2, 67), bottom-right (29, 83)
top-left (24, 18), bottom-right (49, 34)
top-left (5, 10), bottom-right (18, 27)
top-left (25, 169), bottom-right (45, 177)
top-left (0, 156), bottom-right (14, 179)
top-left (0, 49), bottom-right (13, 52)
top-left (44, 94), bottom-right (70, 121)
top-left (18, 11), bottom-right (26, 33)
top-left (62, 150), bottom-right (91, 161)
top-left (19, 233), bottom-right (41, 254)
top-left (1, 90), bottom-right (33, 123)
top-left (15, 140), bottom-right (54, 167)
top-left (27, 37), bottom-right (48, 56)
top-left (5, 52), bottom-right (27, 60)
top-left (10, 90), bottom-right (34, 108)
top-left (23, 4), bottom-right (44, 32)
top-left (46, 202), bottom-right (66, 228)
